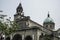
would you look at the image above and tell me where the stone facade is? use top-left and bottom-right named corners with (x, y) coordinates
top-left (6, 3), bottom-right (60, 40)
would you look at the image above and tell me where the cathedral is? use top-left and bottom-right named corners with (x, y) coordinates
top-left (6, 3), bottom-right (60, 40)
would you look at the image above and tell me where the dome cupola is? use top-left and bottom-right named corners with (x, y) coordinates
top-left (43, 12), bottom-right (55, 30)
top-left (43, 13), bottom-right (54, 24)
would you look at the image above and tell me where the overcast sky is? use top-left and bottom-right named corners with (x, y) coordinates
top-left (0, 0), bottom-right (60, 30)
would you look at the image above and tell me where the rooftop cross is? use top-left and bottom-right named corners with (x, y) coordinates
top-left (48, 11), bottom-right (50, 17)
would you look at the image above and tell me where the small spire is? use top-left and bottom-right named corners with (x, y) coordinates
top-left (17, 2), bottom-right (23, 13)
top-left (19, 0), bottom-right (22, 7)
top-left (48, 11), bottom-right (50, 17)
top-left (19, 3), bottom-right (22, 7)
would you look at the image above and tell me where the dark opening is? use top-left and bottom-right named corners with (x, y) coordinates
top-left (12, 34), bottom-right (22, 40)
top-left (5, 37), bottom-right (10, 40)
top-left (25, 36), bottom-right (32, 40)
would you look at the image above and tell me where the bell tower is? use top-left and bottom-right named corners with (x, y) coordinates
top-left (14, 3), bottom-right (30, 29)
top-left (14, 3), bottom-right (25, 29)
top-left (14, 3), bottom-right (24, 21)
top-left (16, 3), bottom-right (24, 15)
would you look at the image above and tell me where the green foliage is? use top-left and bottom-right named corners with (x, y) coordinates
top-left (0, 15), bottom-right (20, 36)
top-left (0, 21), bottom-right (7, 32)
top-left (0, 21), bottom-right (20, 36)
top-left (10, 21), bottom-right (20, 30)
top-left (5, 21), bottom-right (20, 35)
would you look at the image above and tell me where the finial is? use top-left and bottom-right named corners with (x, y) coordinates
top-left (19, 3), bottom-right (22, 7)
top-left (48, 11), bottom-right (50, 17)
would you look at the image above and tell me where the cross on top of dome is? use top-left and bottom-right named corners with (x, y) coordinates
top-left (48, 11), bottom-right (50, 17)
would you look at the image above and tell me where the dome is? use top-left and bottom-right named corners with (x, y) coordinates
top-left (43, 14), bottom-right (54, 24)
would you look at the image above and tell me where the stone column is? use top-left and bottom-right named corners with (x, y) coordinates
top-left (10, 35), bottom-right (12, 40)
top-left (32, 35), bottom-right (34, 40)
top-left (22, 35), bottom-right (24, 40)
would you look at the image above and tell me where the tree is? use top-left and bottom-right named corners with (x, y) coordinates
top-left (4, 21), bottom-right (20, 35)
top-left (0, 17), bottom-right (20, 36)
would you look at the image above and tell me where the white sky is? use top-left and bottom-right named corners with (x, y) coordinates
top-left (0, 0), bottom-right (60, 30)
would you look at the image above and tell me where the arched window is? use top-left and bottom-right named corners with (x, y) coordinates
top-left (25, 36), bottom-right (32, 40)
top-left (39, 35), bottom-right (43, 40)
top-left (39, 33), bottom-right (44, 40)
top-left (5, 37), bottom-right (10, 40)
top-left (12, 34), bottom-right (22, 40)
top-left (46, 25), bottom-right (48, 28)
